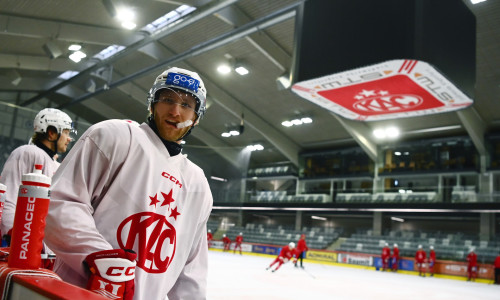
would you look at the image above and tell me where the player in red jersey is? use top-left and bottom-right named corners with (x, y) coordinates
top-left (234, 232), bottom-right (243, 255)
top-left (466, 247), bottom-right (478, 281)
top-left (381, 243), bottom-right (391, 271)
top-left (207, 229), bottom-right (213, 248)
top-left (494, 251), bottom-right (500, 284)
top-left (415, 244), bottom-right (427, 277)
top-left (294, 234), bottom-right (309, 268)
top-left (391, 244), bottom-right (400, 272)
top-left (266, 242), bottom-right (297, 272)
top-left (428, 245), bottom-right (436, 277)
top-left (222, 234), bottom-right (231, 252)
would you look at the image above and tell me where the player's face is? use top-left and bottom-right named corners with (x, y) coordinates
top-left (153, 88), bottom-right (197, 142)
top-left (57, 129), bottom-right (72, 153)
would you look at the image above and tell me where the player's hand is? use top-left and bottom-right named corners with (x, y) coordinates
top-left (85, 249), bottom-right (137, 300)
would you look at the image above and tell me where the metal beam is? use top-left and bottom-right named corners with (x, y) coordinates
top-left (331, 113), bottom-right (378, 162)
top-left (20, 0), bottom-right (241, 107)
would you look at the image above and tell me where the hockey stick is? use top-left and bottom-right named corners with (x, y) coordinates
top-left (301, 267), bottom-right (316, 279)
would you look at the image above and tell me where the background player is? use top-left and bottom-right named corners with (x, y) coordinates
top-left (391, 243), bottom-right (400, 272)
top-left (294, 234), bottom-right (308, 268)
top-left (222, 234), bottom-right (231, 252)
top-left (428, 245), bottom-right (436, 277)
top-left (415, 244), bottom-right (427, 277)
top-left (266, 242), bottom-right (297, 272)
top-left (381, 242), bottom-right (391, 271)
top-left (0, 108), bottom-right (74, 238)
top-left (234, 232), bottom-right (243, 254)
top-left (207, 229), bottom-right (213, 248)
top-left (467, 247), bottom-right (478, 281)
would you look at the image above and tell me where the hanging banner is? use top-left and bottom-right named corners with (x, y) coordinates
top-left (291, 60), bottom-right (473, 121)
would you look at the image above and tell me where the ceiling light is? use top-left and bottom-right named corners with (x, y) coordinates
top-left (311, 216), bottom-right (327, 221)
top-left (373, 127), bottom-right (400, 140)
top-left (229, 130), bottom-right (240, 136)
top-left (301, 117), bottom-right (312, 124)
top-left (394, 151), bottom-right (401, 156)
top-left (68, 44), bottom-right (81, 51)
top-left (235, 66), bottom-right (249, 75)
top-left (211, 176), bottom-right (227, 182)
top-left (391, 217), bottom-right (405, 222)
top-left (221, 132), bottom-right (231, 137)
top-left (121, 21), bottom-right (137, 30)
top-left (471, 0), bottom-right (486, 4)
top-left (386, 127), bottom-right (400, 138)
top-left (217, 64), bottom-right (231, 74)
top-left (246, 144), bottom-right (264, 151)
top-left (116, 8), bottom-right (135, 22)
top-left (281, 121), bottom-right (293, 127)
top-left (69, 51), bottom-right (87, 63)
top-left (373, 129), bottom-right (386, 139)
top-left (291, 119), bottom-right (302, 125)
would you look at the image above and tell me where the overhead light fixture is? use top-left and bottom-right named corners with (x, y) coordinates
top-left (217, 64), bottom-right (231, 74)
top-left (211, 176), bottom-right (227, 182)
top-left (391, 217), bottom-right (405, 222)
top-left (311, 216), bottom-right (327, 221)
top-left (68, 44), bottom-right (82, 51)
top-left (246, 144), bottom-right (264, 151)
top-left (121, 21), bottom-right (137, 30)
top-left (471, 0), bottom-right (486, 4)
top-left (116, 7), bottom-right (136, 30)
top-left (373, 126), bottom-right (400, 140)
top-left (281, 116), bottom-right (313, 127)
top-left (69, 51), bottom-right (87, 63)
top-left (235, 65), bottom-right (249, 75)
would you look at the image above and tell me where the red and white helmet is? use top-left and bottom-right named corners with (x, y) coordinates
top-left (33, 108), bottom-right (74, 135)
top-left (289, 242), bottom-right (295, 249)
top-left (147, 67), bottom-right (207, 123)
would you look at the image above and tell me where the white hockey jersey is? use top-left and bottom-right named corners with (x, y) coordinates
top-left (0, 144), bottom-right (59, 235)
top-left (44, 120), bottom-right (213, 300)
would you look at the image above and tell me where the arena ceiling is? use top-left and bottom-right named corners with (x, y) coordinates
top-left (0, 0), bottom-right (499, 171)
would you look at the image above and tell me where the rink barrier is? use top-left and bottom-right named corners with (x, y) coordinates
top-left (209, 240), bottom-right (495, 281)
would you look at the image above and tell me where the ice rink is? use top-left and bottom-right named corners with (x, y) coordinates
top-left (207, 250), bottom-right (498, 300)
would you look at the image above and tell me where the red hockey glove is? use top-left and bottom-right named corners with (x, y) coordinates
top-left (85, 249), bottom-right (137, 300)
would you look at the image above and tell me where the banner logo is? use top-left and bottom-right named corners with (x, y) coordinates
top-left (292, 59), bottom-right (473, 121)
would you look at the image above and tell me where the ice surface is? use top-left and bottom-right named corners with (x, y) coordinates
top-left (207, 251), bottom-right (498, 300)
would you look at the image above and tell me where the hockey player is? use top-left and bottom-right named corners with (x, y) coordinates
top-left (234, 232), bottom-right (243, 254)
top-left (266, 242), bottom-right (297, 272)
top-left (294, 234), bottom-right (308, 268)
top-left (44, 67), bottom-right (213, 300)
top-left (466, 247), bottom-right (478, 281)
top-left (391, 244), bottom-right (400, 272)
top-left (381, 242), bottom-right (391, 271)
top-left (428, 245), bottom-right (436, 276)
top-left (222, 234), bottom-right (231, 252)
top-left (0, 108), bottom-right (74, 237)
top-left (415, 244), bottom-right (427, 277)
top-left (207, 229), bottom-right (213, 248)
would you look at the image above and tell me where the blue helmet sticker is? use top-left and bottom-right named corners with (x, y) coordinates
top-left (165, 72), bottom-right (199, 93)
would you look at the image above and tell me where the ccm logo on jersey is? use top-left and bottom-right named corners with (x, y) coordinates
top-left (162, 172), bottom-right (182, 188)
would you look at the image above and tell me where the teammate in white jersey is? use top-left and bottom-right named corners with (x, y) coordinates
top-left (0, 108), bottom-right (74, 237)
top-left (44, 67), bottom-right (213, 300)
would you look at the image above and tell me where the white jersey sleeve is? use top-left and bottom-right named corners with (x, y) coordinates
top-left (0, 145), bottom-right (59, 235)
top-left (45, 119), bottom-right (213, 300)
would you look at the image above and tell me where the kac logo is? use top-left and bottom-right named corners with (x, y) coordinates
top-left (117, 212), bottom-right (176, 273)
top-left (353, 94), bottom-right (423, 113)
